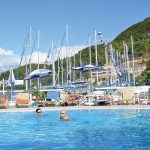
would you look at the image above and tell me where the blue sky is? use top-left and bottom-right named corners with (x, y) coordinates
top-left (0, 0), bottom-right (150, 72)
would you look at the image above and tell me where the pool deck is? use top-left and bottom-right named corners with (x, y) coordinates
top-left (0, 105), bottom-right (150, 112)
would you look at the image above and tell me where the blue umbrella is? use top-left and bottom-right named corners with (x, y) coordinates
top-left (83, 64), bottom-right (98, 71)
top-left (72, 66), bottom-right (83, 72)
top-left (8, 68), bottom-right (15, 101)
top-left (72, 64), bottom-right (101, 72)
top-left (8, 68), bottom-right (15, 86)
top-left (25, 69), bottom-right (53, 80)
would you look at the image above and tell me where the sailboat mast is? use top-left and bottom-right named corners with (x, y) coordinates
top-left (116, 50), bottom-right (119, 84)
top-left (95, 30), bottom-right (98, 66)
top-left (131, 36), bottom-right (135, 86)
top-left (73, 45), bottom-right (76, 81)
top-left (24, 39), bottom-right (28, 90)
top-left (88, 35), bottom-right (92, 83)
top-left (94, 30), bottom-right (98, 84)
top-left (57, 41), bottom-right (60, 85)
top-left (38, 30), bottom-right (40, 70)
top-left (61, 48), bottom-right (64, 86)
top-left (37, 30), bottom-right (40, 88)
top-left (66, 25), bottom-right (69, 85)
top-left (109, 44), bottom-right (113, 85)
top-left (80, 47), bottom-right (82, 81)
top-left (123, 41), bottom-right (126, 83)
top-left (105, 43), bottom-right (109, 86)
top-left (29, 27), bottom-right (32, 87)
top-left (126, 44), bottom-right (130, 85)
top-left (52, 41), bottom-right (56, 86)
top-left (88, 35), bottom-right (91, 65)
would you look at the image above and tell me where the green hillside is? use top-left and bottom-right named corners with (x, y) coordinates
top-left (112, 17), bottom-right (150, 58)
top-left (73, 17), bottom-right (150, 68)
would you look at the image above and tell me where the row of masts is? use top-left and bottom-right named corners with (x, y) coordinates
top-left (23, 26), bottom-right (136, 89)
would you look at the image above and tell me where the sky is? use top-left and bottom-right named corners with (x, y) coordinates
top-left (0, 0), bottom-right (150, 73)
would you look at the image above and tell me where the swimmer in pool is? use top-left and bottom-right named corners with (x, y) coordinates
top-left (36, 108), bottom-right (42, 116)
top-left (58, 109), bottom-right (72, 121)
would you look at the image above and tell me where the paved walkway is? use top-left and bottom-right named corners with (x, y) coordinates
top-left (0, 105), bottom-right (150, 112)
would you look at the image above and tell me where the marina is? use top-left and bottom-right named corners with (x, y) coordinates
top-left (0, 25), bottom-right (149, 109)
top-left (0, 1), bottom-right (150, 149)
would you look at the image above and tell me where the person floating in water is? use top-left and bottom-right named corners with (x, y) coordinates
top-left (36, 108), bottom-right (42, 116)
top-left (58, 109), bottom-right (72, 121)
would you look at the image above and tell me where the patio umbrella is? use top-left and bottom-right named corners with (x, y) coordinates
top-left (72, 66), bottom-right (83, 72)
top-left (82, 64), bottom-right (100, 71)
top-left (24, 69), bottom-right (53, 80)
top-left (72, 65), bottom-right (100, 72)
top-left (8, 68), bottom-right (15, 101)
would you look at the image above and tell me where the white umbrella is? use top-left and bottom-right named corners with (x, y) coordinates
top-left (72, 65), bottom-right (101, 72)
top-left (83, 64), bottom-right (99, 71)
top-left (24, 69), bottom-right (53, 80)
top-left (8, 68), bottom-right (15, 101)
top-left (72, 66), bottom-right (83, 72)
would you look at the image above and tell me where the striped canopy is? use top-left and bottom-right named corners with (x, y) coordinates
top-left (25, 69), bottom-right (52, 80)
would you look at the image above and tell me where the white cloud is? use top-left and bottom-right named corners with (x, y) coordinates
top-left (23, 45), bottom-right (86, 64)
top-left (0, 48), bottom-right (20, 73)
top-left (0, 48), bottom-right (13, 55)
top-left (0, 45), bottom-right (86, 73)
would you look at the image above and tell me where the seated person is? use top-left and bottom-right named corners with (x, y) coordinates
top-left (86, 96), bottom-right (89, 102)
top-left (36, 108), bottom-right (42, 116)
top-left (94, 96), bottom-right (98, 105)
top-left (58, 109), bottom-right (72, 121)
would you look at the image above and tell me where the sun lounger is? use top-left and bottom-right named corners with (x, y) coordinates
top-left (16, 98), bottom-right (30, 108)
top-left (16, 93), bottom-right (30, 108)
top-left (83, 95), bottom-right (98, 106)
top-left (0, 94), bottom-right (9, 109)
top-left (63, 95), bottom-right (76, 106)
top-left (32, 97), bottom-right (45, 107)
top-left (97, 96), bottom-right (111, 106)
top-left (45, 91), bottom-right (61, 106)
top-left (139, 92), bottom-right (149, 105)
top-left (118, 87), bottom-right (135, 105)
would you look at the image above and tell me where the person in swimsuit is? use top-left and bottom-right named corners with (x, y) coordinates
top-left (36, 108), bottom-right (42, 116)
top-left (59, 109), bottom-right (72, 121)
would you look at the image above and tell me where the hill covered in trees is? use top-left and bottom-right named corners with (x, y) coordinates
top-left (112, 17), bottom-right (150, 58)
top-left (67, 17), bottom-right (150, 70)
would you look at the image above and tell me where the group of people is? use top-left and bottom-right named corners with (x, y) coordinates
top-left (36, 108), bottom-right (72, 121)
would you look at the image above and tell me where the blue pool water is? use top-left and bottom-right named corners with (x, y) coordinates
top-left (0, 109), bottom-right (150, 150)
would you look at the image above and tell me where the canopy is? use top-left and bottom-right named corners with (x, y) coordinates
top-left (8, 68), bottom-right (15, 86)
top-left (8, 68), bottom-right (15, 101)
top-left (83, 64), bottom-right (100, 71)
top-left (72, 64), bottom-right (101, 72)
top-left (25, 69), bottom-right (52, 80)
top-left (72, 66), bottom-right (83, 72)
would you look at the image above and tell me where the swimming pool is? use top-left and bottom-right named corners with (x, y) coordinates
top-left (0, 109), bottom-right (150, 150)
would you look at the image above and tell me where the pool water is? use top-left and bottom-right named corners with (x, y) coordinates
top-left (0, 109), bottom-right (150, 150)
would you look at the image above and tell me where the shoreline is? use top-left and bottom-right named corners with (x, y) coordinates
top-left (0, 105), bottom-right (150, 112)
